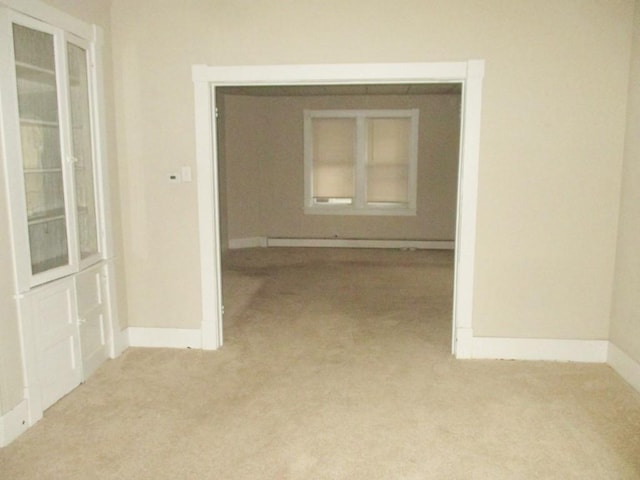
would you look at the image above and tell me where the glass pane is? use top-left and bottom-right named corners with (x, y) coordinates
top-left (67, 42), bottom-right (99, 259)
top-left (312, 118), bottom-right (355, 202)
top-left (366, 118), bottom-right (410, 204)
top-left (14, 24), bottom-right (69, 274)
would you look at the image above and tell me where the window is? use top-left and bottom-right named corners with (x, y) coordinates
top-left (304, 109), bottom-right (419, 215)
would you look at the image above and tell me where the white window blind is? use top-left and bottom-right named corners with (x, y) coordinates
top-left (367, 117), bottom-right (411, 205)
top-left (312, 117), bottom-right (356, 204)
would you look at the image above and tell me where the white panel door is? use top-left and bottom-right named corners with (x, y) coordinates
top-left (26, 278), bottom-right (82, 410)
top-left (75, 265), bottom-right (108, 378)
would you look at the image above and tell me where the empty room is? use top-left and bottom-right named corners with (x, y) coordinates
top-left (217, 83), bottom-right (461, 349)
top-left (1, 0), bottom-right (639, 478)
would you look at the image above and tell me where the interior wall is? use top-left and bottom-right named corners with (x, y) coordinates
top-left (221, 93), bottom-right (461, 243)
top-left (111, 0), bottom-right (633, 338)
top-left (221, 95), bottom-right (270, 243)
top-left (610, 0), bottom-right (640, 364)
top-left (215, 93), bottom-right (230, 253)
top-left (0, 146), bottom-right (23, 416)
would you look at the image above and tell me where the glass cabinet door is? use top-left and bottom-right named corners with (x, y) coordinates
top-left (13, 23), bottom-right (71, 275)
top-left (67, 41), bottom-right (100, 262)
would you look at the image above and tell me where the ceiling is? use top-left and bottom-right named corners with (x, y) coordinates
top-left (218, 83), bottom-right (462, 97)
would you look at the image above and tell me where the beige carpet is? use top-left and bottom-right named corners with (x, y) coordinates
top-left (1, 247), bottom-right (639, 479)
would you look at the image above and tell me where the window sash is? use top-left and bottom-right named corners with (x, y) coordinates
top-left (366, 117), bottom-right (411, 205)
top-left (311, 117), bottom-right (356, 202)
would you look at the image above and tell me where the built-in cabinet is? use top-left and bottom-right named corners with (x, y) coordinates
top-left (6, 13), bottom-right (103, 289)
top-left (0, 7), bottom-right (119, 425)
top-left (20, 277), bottom-right (82, 414)
top-left (76, 263), bottom-right (112, 380)
top-left (19, 263), bottom-right (115, 415)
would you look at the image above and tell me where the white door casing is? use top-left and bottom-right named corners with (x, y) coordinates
top-left (192, 61), bottom-right (484, 356)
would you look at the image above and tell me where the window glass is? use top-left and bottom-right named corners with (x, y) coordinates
top-left (367, 117), bottom-right (411, 205)
top-left (311, 118), bottom-right (356, 204)
top-left (68, 42), bottom-right (99, 260)
top-left (305, 110), bottom-right (417, 215)
top-left (14, 23), bottom-right (70, 273)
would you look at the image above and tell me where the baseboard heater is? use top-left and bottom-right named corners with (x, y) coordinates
top-left (228, 237), bottom-right (454, 250)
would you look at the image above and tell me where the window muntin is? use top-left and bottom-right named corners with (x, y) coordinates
top-left (304, 109), bottom-right (418, 215)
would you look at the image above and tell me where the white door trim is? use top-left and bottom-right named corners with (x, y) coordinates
top-left (192, 61), bottom-right (485, 355)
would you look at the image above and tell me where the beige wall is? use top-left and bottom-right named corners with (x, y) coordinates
top-left (222, 95), bottom-right (269, 243)
top-left (0, 148), bottom-right (23, 416)
top-left (610, 1), bottom-right (640, 364)
top-left (222, 93), bottom-right (461, 242)
top-left (215, 93), bottom-right (230, 252)
top-left (111, 0), bottom-right (633, 338)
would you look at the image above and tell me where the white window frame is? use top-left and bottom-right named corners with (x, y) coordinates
top-left (304, 108), bottom-right (419, 216)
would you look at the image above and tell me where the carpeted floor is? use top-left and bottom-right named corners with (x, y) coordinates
top-left (1, 247), bottom-right (639, 479)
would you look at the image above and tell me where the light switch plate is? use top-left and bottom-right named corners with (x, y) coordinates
top-left (181, 166), bottom-right (192, 182)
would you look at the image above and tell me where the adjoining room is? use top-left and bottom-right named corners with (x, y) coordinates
top-left (216, 84), bottom-right (461, 350)
top-left (1, 1), bottom-right (640, 477)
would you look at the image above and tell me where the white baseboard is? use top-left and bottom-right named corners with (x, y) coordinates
top-left (266, 238), bottom-right (455, 250)
top-left (607, 342), bottom-right (640, 393)
top-left (111, 327), bottom-right (129, 357)
top-left (0, 399), bottom-right (29, 447)
top-left (228, 237), bottom-right (268, 249)
top-left (454, 327), bottom-right (474, 359)
top-left (125, 327), bottom-right (202, 349)
top-left (466, 336), bottom-right (609, 363)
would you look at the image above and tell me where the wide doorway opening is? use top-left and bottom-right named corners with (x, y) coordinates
top-left (216, 83), bottom-right (461, 351)
top-left (192, 62), bottom-right (484, 355)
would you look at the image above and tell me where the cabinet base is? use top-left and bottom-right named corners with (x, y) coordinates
top-left (0, 399), bottom-right (30, 447)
